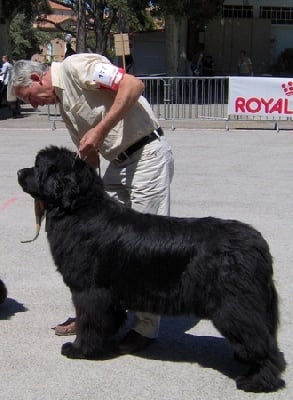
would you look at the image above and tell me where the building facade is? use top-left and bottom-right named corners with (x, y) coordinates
top-left (33, 0), bottom-right (293, 76)
top-left (205, 0), bottom-right (293, 75)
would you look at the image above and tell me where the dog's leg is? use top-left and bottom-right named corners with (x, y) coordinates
top-left (212, 301), bottom-right (286, 393)
top-left (61, 288), bottom-right (126, 359)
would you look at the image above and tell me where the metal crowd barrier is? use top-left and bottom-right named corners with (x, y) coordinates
top-left (47, 103), bottom-right (62, 130)
top-left (139, 76), bottom-right (292, 131)
top-left (47, 76), bottom-right (293, 131)
top-left (139, 76), bottom-right (229, 129)
top-left (48, 76), bottom-right (229, 130)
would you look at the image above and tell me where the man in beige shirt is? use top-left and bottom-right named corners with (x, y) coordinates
top-left (10, 54), bottom-right (174, 354)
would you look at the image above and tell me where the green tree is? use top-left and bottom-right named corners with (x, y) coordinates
top-left (10, 13), bottom-right (51, 60)
top-left (4, 0), bottom-right (222, 73)
top-left (38, 1), bottom-right (221, 73)
top-left (49, 0), bottom-right (155, 53)
top-left (0, 0), bottom-right (48, 55)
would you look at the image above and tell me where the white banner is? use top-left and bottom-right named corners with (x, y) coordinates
top-left (228, 77), bottom-right (293, 117)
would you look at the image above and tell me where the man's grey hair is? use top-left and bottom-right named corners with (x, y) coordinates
top-left (9, 60), bottom-right (49, 88)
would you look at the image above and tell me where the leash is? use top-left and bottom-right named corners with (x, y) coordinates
top-left (76, 149), bottom-right (101, 176)
top-left (21, 149), bottom-right (100, 244)
top-left (20, 199), bottom-right (46, 243)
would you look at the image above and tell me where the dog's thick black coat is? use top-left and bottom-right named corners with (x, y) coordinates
top-left (18, 146), bottom-right (286, 392)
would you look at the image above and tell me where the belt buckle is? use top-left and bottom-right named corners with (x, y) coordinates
top-left (117, 151), bottom-right (128, 162)
top-left (154, 129), bottom-right (161, 140)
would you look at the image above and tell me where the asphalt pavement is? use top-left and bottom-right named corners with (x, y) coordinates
top-left (0, 105), bottom-right (292, 400)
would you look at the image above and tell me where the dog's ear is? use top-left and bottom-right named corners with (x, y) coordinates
top-left (53, 173), bottom-right (80, 209)
top-left (55, 157), bottom-right (104, 210)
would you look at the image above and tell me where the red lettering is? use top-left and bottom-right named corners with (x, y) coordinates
top-left (284, 98), bottom-right (293, 114)
top-left (246, 98), bottom-right (261, 113)
top-left (235, 97), bottom-right (246, 112)
top-left (234, 96), bottom-right (293, 115)
top-left (270, 99), bottom-right (282, 114)
top-left (260, 98), bottom-right (274, 113)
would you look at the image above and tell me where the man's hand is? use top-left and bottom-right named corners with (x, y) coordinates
top-left (79, 127), bottom-right (105, 160)
top-left (79, 126), bottom-right (104, 169)
top-left (79, 143), bottom-right (100, 169)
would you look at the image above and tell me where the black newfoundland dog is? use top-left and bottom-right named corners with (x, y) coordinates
top-left (17, 146), bottom-right (286, 392)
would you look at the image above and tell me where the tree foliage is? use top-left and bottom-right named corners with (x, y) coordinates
top-left (33, 1), bottom-right (221, 57)
top-left (10, 14), bottom-right (51, 60)
top-left (49, 0), bottom-right (157, 53)
top-left (151, 0), bottom-right (222, 24)
top-left (0, 0), bottom-right (49, 56)
top-left (3, 0), bottom-right (222, 72)
top-left (0, 0), bottom-right (48, 22)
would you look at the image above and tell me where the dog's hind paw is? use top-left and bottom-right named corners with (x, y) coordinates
top-left (236, 374), bottom-right (285, 393)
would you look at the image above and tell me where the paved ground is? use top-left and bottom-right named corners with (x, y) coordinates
top-left (0, 105), bottom-right (292, 400)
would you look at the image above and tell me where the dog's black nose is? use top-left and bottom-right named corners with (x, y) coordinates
top-left (17, 168), bottom-right (30, 184)
top-left (17, 169), bottom-right (24, 181)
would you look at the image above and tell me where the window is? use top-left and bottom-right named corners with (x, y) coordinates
top-left (260, 7), bottom-right (293, 24)
top-left (222, 5), bottom-right (253, 18)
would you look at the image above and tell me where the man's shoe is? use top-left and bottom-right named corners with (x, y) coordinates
top-left (116, 330), bottom-right (154, 354)
top-left (54, 317), bottom-right (76, 336)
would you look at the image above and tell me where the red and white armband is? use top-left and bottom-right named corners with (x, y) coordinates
top-left (93, 63), bottom-right (125, 90)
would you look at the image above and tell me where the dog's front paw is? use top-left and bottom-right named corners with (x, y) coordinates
top-left (61, 342), bottom-right (86, 359)
top-left (61, 341), bottom-right (106, 360)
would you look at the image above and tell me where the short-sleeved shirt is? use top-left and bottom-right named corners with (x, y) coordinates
top-left (1, 61), bottom-right (13, 85)
top-left (51, 54), bottom-right (159, 161)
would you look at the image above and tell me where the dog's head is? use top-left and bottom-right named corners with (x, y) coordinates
top-left (17, 146), bottom-right (103, 210)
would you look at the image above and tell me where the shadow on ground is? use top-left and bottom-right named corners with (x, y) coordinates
top-left (131, 316), bottom-right (246, 382)
top-left (0, 297), bottom-right (28, 320)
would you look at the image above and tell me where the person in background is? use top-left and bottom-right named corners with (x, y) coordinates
top-left (64, 43), bottom-right (76, 59)
top-left (237, 50), bottom-right (253, 76)
top-left (0, 55), bottom-right (13, 90)
top-left (202, 55), bottom-right (214, 76)
top-left (0, 55), bottom-right (21, 117)
top-left (0, 55), bottom-right (13, 106)
top-left (190, 47), bottom-right (205, 76)
top-left (125, 54), bottom-right (134, 73)
top-left (9, 54), bottom-right (174, 354)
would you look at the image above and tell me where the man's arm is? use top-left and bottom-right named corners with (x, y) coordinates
top-left (79, 73), bottom-right (144, 159)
